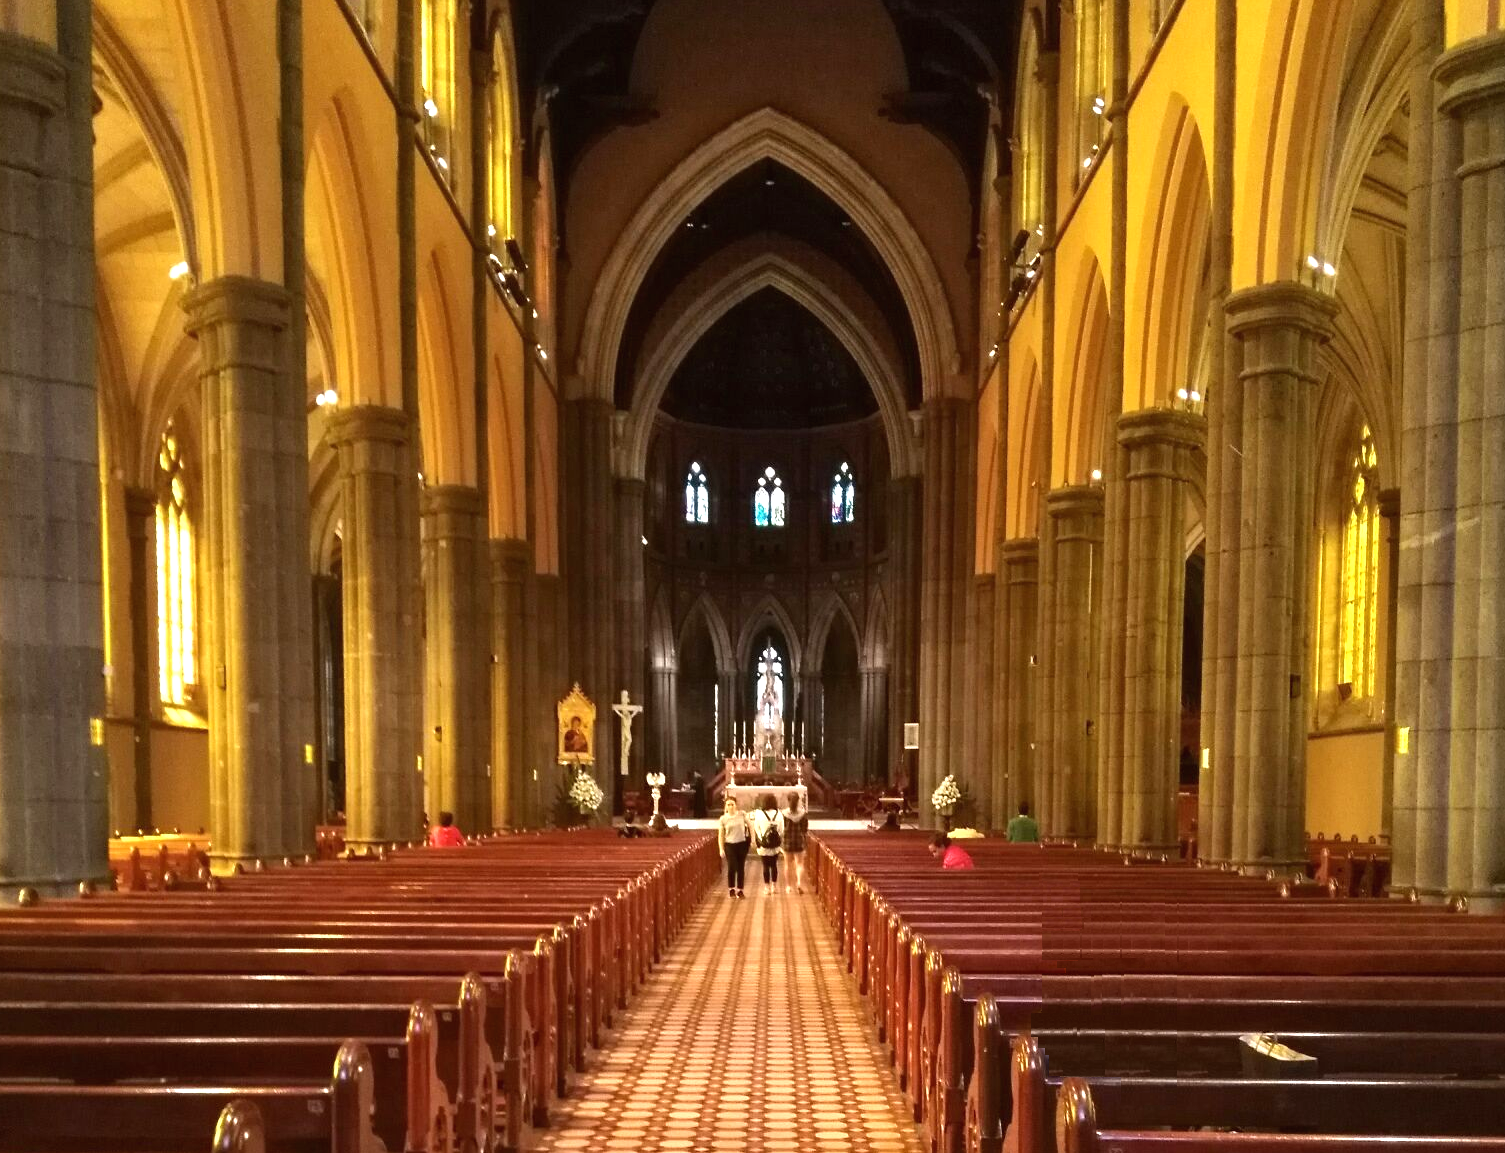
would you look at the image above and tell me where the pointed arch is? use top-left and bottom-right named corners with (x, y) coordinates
top-left (1059, 251), bottom-right (1111, 486)
top-left (678, 593), bottom-right (735, 675)
top-left (577, 107), bottom-right (958, 402)
top-left (416, 242), bottom-right (472, 484)
top-left (806, 594), bottom-right (862, 677)
top-left (1008, 348), bottom-right (1043, 538)
top-left (306, 88), bottom-right (396, 407)
top-left (735, 594), bottom-right (804, 678)
top-left (621, 237), bottom-right (918, 477)
top-left (1132, 95), bottom-right (1212, 410)
top-left (648, 586), bottom-right (676, 673)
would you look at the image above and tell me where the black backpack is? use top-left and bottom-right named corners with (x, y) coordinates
top-left (760, 814), bottom-right (782, 850)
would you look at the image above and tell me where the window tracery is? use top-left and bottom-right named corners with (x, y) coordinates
top-left (1340, 426), bottom-right (1380, 698)
top-left (830, 462), bottom-right (855, 524)
top-left (754, 467), bottom-right (785, 528)
top-left (685, 462), bottom-right (709, 524)
top-left (156, 423), bottom-right (196, 708)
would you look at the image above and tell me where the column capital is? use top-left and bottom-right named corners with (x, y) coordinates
top-left (1225, 281), bottom-right (1338, 343)
top-left (1117, 407), bottom-right (1206, 452)
top-left (325, 404), bottom-right (412, 450)
top-left (489, 536), bottom-right (532, 583)
top-left (1435, 30), bottom-right (1505, 118)
top-left (422, 484), bottom-right (483, 541)
top-left (123, 486), bottom-right (156, 525)
top-left (1001, 537), bottom-right (1040, 574)
top-left (1045, 484), bottom-right (1105, 520)
top-left (182, 275), bottom-right (290, 338)
top-left (0, 30), bottom-right (66, 122)
top-left (422, 483), bottom-right (483, 518)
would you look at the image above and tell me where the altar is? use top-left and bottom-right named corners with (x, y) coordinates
top-left (725, 782), bottom-right (807, 811)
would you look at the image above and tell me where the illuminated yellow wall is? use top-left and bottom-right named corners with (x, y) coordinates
top-left (1305, 730), bottom-right (1384, 841)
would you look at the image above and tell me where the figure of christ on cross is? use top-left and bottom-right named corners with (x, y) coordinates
top-left (612, 690), bottom-right (644, 777)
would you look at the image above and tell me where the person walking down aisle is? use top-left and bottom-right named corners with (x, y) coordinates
top-left (1006, 801), bottom-right (1040, 843)
top-left (750, 794), bottom-right (785, 894)
top-left (718, 797), bottom-right (751, 898)
top-left (782, 793), bottom-right (809, 894)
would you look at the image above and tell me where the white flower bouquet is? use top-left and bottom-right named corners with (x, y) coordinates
top-left (568, 770), bottom-right (604, 814)
top-left (931, 774), bottom-right (961, 812)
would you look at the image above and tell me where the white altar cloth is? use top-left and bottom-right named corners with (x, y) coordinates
top-left (724, 783), bottom-right (808, 811)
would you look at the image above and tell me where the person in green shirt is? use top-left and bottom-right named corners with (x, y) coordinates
top-left (1006, 801), bottom-right (1040, 844)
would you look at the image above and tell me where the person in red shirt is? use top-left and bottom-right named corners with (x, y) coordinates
top-left (929, 834), bottom-right (974, 869)
top-left (429, 811), bottom-right (464, 848)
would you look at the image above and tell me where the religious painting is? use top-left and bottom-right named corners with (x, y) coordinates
top-left (557, 683), bottom-right (597, 765)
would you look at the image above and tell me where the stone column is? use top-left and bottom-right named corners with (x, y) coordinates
top-left (919, 400), bottom-right (975, 822)
top-left (489, 538), bottom-right (529, 830)
top-left (969, 573), bottom-right (996, 826)
top-left (328, 405), bottom-right (422, 848)
top-left (0, 4), bottom-right (110, 897)
top-left (796, 672), bottom-right (822, 756)
top-left (562, 399), bottom-right (615, 793)
top-left (1436, 31), bottom-right (1505, 907)
top-left (886, 476), bottom-right (922, 783)
top-left (614, 477), bottom-right (647, 787)
top-left (650, 658), bottom-right (677, 779)
top-left (185, 276), bottom-right (317, 867)
top-left (1221, 284), bottom-right (1336, 869)
top-left (1391, 0), bottom-right (1450, 897)
top-left (1042, 487), bottom-right (1103, 841)
top-left (716, 668), bottom-right (737, 757)
top-left (999, 540), bottom-right (1039, 825)
top-left (124, 487), bottom-right (156, 832)
top-left (860, 664), bottom-right (887, 785)
top-left (1110, 409), bottom-right (1203, 852)
top-left (422, 485), bottom-right (488, 834)
top-left (1379, 488), bottom-right (1400, 845)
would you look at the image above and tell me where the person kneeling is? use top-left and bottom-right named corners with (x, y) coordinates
top-left (929, 833), bottom-right (973, 869)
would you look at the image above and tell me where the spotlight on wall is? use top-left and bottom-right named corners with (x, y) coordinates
top-left (1090, 468), bottom-right (1103, 483)
top-left (1305, 254), bottom-right (1337, 279)
top-left (536, 344), bottom-right (548, 362)
top-left (314, 388), bottom-right (339, 408)
top-left (424, 98), bottom-right (439, 118)
top-left (486, 223), bottom-right (497, 238)
top-left (168, 261), bottom-right (191, 282)
top-left (988, 345), bottom-right (999, 360)
top-left (1092, 94), bottom-right (1106, 116)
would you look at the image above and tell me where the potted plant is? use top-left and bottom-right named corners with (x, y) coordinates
top-left (932, 774), bottom-right (961, 831)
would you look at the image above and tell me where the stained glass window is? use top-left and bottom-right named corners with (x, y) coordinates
top-left (1340, 426), bottom-right (1380, 698)
top-left (755, 467), bottom-right (785, 528)
top-left (756, 640), bottom-right (785, 730)
top-left (831, 462), bottom-right (855, 524)
top-left (684, 462), bottom-right (708, 524)
top-left (156, 423), bottom-right (196, 707)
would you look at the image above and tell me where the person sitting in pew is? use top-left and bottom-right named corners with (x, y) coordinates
top-left (619, 810), bottom-right (646, 838)
top-left (1006, 801), bottom-right (1039, 843)
top-left (428, 811), bottom-right (464, 848)
top-left (929, 834), bottom-right (974, 870)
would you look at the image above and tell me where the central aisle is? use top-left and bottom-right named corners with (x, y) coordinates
top-left (537, 876), bottom-right (923, 1152)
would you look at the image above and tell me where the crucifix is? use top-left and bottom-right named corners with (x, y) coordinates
top-left (612, 690), bottom-right (644, 777)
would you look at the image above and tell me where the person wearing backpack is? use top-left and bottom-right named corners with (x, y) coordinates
top-left (749, 793), bottom-right (785, 893)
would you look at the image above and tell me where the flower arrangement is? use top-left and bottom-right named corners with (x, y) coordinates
top-left (948, 827), bottom-right (984, 839)
top-left (568, 769), bottom-right (604, 815)
top-left (931, 774), bottom-right (961, 812)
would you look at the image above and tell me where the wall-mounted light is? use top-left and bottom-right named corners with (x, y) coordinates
top-left (537, 345), bottom-right (548, 361)
top-left (486, 223), bottom-right (497, 238)
top-left (988, 345), bottom-right (999, 360)
top-left (1091, 94), bottom-right (1106, 116)
top-left (435, 155), bottom-right (449, 172)
top-left (1090, 468), bottom-right (1103, 482)
top-left (424, 98), bottom-right (439, 119)
top-left (167, 260), bottom-right (191, 282)
top-left (314, 388), bottom-right (339, 408)
top-left (1305, 254), bottom-right (1337, 279)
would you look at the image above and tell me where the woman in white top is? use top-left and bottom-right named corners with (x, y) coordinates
top-left (717, 797), bottom-right (751, 899)
top-left (748, 794), bottom-right (785, 894)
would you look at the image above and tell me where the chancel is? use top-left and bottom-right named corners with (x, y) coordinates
top-left (1, 1), bottom-right (1504, 1151)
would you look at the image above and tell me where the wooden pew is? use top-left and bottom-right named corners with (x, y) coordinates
top-left (1051, 1075), bottom-right (1505, 1153)
top-left (0, 1038), bottom-right (384, 1153)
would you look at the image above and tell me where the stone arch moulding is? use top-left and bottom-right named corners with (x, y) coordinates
top-left (805, 593), bottom-right (863, 678)
top-left (620, 247), bottom-right (920, 479)
top-left (735, 594), bottom-right (804, 680)
top-left (678, 592), bottom-right (736, 676)
top-left (862, 588), bottom-right (890, 670)
top-left (575, 107), bottom-right (960, 406)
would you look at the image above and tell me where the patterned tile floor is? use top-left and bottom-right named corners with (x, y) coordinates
top-left (536, 871), bottom-right (923, 1152)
